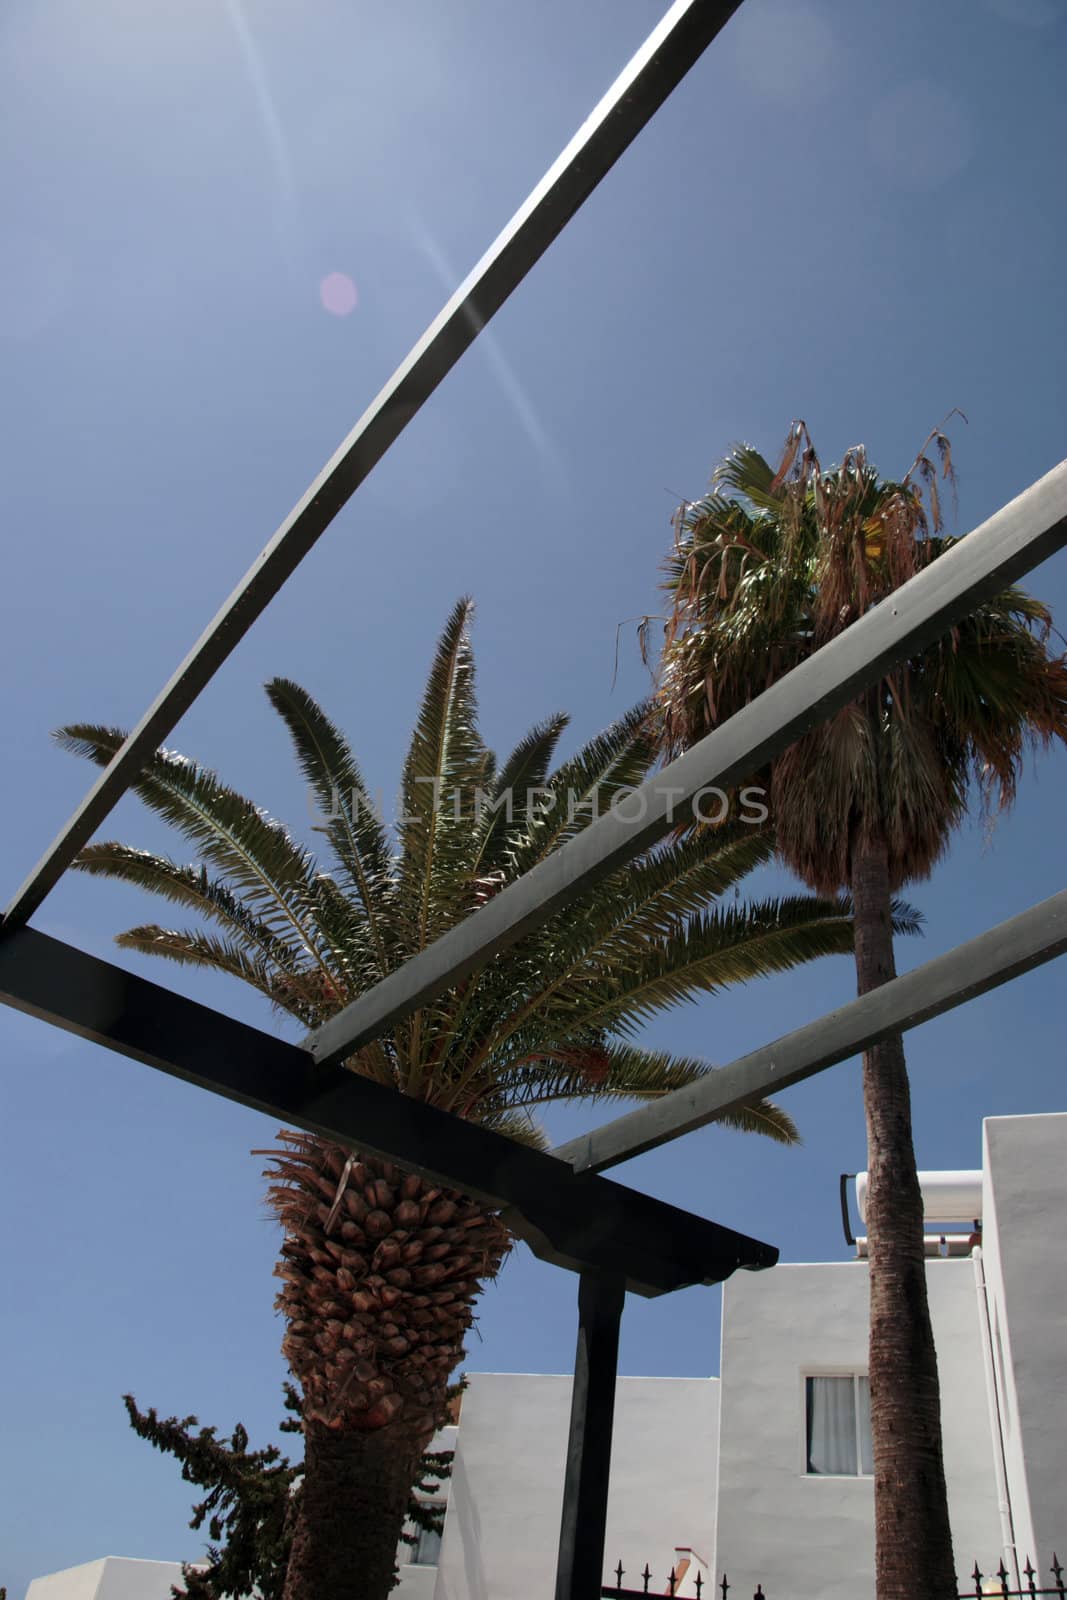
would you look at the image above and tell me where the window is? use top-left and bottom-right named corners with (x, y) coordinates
top-left (409, 1506), bottom-right (445, 1567)
top-left (805, 1375), bottom-right (873, 1476)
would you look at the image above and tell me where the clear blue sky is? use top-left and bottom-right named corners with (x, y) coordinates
top-left (2, 0), bottom-right (1066, 1592)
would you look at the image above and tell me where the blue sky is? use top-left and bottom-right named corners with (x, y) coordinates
top-left (2, 0), bottom-right (1066, 1591)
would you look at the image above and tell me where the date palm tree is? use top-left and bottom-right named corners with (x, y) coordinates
top-left (59, 598), bottom-right (864, 1600)
top-left (655, 426), bottom-right (1067, 1600)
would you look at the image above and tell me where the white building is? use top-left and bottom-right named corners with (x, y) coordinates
top-left (26, 1113), bottom-right (1067, 1600)
top-left (23, 1560), bottom-right (206, 1600)
top-left (427, 1113), bottom-right (1066, 1600)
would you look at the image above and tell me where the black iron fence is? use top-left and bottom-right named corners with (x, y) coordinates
top-left (601, 1556), bottom-right (1067, 1599)
top-left (964, 1558), bottom-right (1067, 1599)
top-left (601, 1564), bottom-right (735, 1598)
top-left (601, 1560), bottom-right (709, 1597)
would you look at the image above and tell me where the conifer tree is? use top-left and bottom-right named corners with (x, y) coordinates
top-left (124, 1388), bottom-right (453, 1598)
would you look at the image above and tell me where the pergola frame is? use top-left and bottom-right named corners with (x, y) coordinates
top-left (2, 3), bottom-right (1065, 1596)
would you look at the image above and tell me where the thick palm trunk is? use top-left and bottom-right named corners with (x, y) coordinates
top-left (852, 839), bottom-right (957, 1600)
top-left (264, 1135), bottom-right (511, 1600)
top-left (284, 1417), bottom-right (426, 1600)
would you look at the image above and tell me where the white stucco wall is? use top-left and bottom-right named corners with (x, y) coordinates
top-left (395, 1562), bottom-right (440, 1600)
top-left (714, 1260), bottom-right (1002, 1600)
top-left (25, 1557), bottom-right (193, 1600)
top-left (433, 1373), bottom-right (718, 1600)
top-left (981, 1113), bottom-right (1067, 1568)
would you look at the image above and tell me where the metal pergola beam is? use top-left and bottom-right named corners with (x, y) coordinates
top-left (2, 0), bottom-right (744, 935)
top-left (0, 924), bottom-right (775, 1298)
top-left (308, 459), bottom-right (1067, 1069)
top-left (552, 889), bottom-right (1067, 1173)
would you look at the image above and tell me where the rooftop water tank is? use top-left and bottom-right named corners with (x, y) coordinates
top-left (855, 1170), bottom-right (982, 1226)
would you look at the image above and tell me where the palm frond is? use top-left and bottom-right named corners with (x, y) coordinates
top-left (265, 679), bottom-right (394, 975)
top-left (469, 713), bottom-right (570, 881)
top-left (470, 823), bottom-right (776, 1064)
top-left (72, 843), bottom-right (310, 978)
top-left (507, 704), bottom-right (657, 876)
top-left (55, 725), bottom-right (334, 983)
top-left (492, 1041), bottom-right (799, 1143)
top-left (115, 925), bottom-right (288, 1011)
top-left (568, 897), bottom-right (854, 1034)
top-left (396, 599), bottom-right (490, 952)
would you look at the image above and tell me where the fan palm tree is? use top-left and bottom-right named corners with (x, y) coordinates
top-left (58, 598), bottom-right (866, 1600)
top-left (655, 425), bottom-right (1067, 1600)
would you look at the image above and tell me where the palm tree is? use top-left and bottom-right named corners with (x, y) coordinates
top-left (59, 597), bottom-right (863, 1600)
top-left (655, 425), bottom-right (1067, 1600)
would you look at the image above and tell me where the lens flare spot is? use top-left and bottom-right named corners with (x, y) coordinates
top-left (319, 272), bottom-right (358, 317)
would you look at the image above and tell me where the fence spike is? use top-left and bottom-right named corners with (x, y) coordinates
top-left (603, 1551), bottom-right (1067, 1600)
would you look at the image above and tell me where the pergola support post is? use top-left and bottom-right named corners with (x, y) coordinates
top-left (554, 1271), bottom-right (627, 1600)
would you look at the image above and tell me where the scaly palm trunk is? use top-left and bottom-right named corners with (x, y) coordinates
top-left (285, 1418), bottom-right (428, 1599)
top-left (851, 839), bottom-right (957, 1600)
top-left (266, 1137), bottom-right (510, 1600)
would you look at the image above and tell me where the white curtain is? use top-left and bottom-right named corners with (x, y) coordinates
top-left (856, 1375), bottom-right (874, 1475)
top-left (806, 1376), bottom-right (858, 1474)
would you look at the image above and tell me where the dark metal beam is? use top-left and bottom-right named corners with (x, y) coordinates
top-left (554, 1273), bottom-right (627, 1600)
top-left (552, 889), bottom-right (1067, 1174)
top-left (2, 0), bottom-right (744, 934)
top-left (308, 460), bottom-right (1067, 1068)
top-left (0, 925), bottom-right (775, 1297)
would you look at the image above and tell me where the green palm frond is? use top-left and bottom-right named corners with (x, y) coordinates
top-left (469, 713), bottom-right (570, 881)
top-left (58, 599), bottom-right (890, 1160)
top-left (115, 925), bottom-right (287, 1010)
top-left (54, 725), bottom-right (334, 982)
top-left (484, 1042), bottom-right (798, 1142)
top-left (706, 1098), bottom-right (800, 1144)
top-left (479, 1109), bottom-right (551, 1149)
top-left (72, 843), bottom-right (311, 980)
top-left (568, 896), bottom-right (854, 1035)
top-left (304, 872), bottom-right (384, 998)
top-left (396, 598), bottom-right (490, 952)
top-left (465, 824), bottom-right (776, 1067)
top-left (264, 679), bottom-right (394, 974)
top-left (507, 704), bottom-right (657, 876)
top-left (577, 1041), bottom-right (799, 1143)
top-left (559, 821), bottom-right (775, 949)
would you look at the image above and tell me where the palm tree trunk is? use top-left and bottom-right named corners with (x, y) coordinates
top-left (852, 838), bottom-right (957, 1600)
top-left (266, 1137), bottom-right (511, 1600)
top-left (284, 1417), bottom-right (426, 1600)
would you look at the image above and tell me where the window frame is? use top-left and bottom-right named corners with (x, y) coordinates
top-left (799, 1369), bottom-right (873, 1480)
top-left (407, 1502), bottom-right (447, 1568)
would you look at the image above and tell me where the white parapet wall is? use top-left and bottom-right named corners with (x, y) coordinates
top-left (433, 1372), bottom-right (718, 1600)
top-left (25, 1557), bottom-right (196, 1600)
